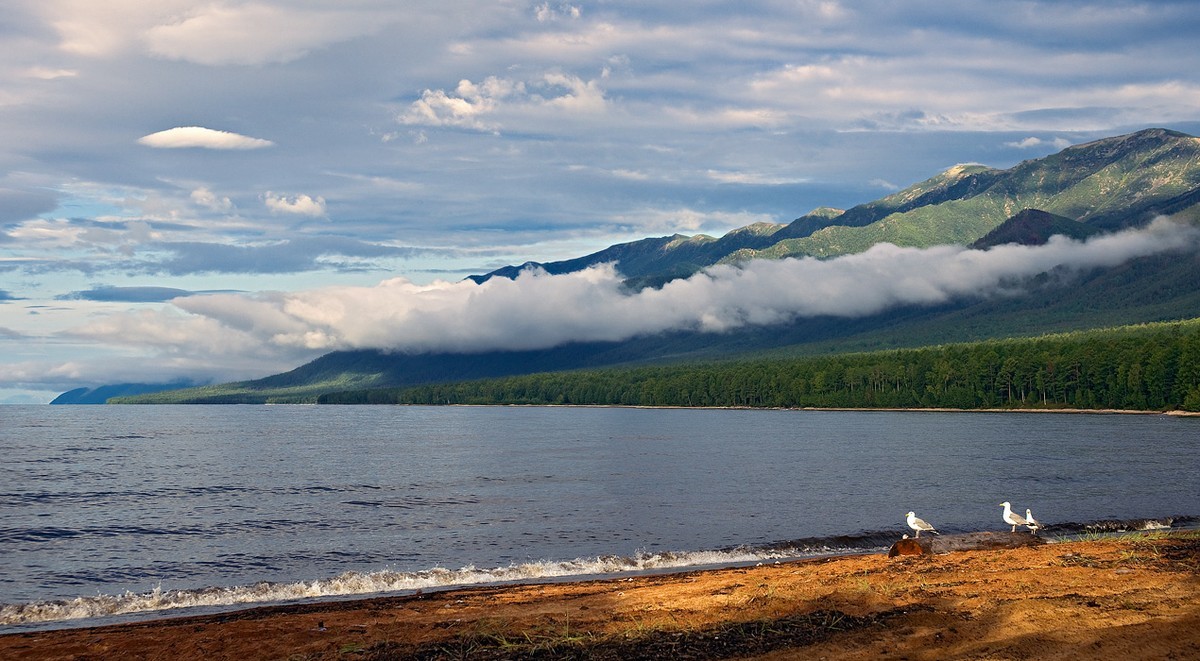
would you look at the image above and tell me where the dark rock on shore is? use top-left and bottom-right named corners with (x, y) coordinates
top-left (889, 531), bottom-right (1044, 557)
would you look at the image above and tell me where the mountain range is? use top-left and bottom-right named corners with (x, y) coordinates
top-left (102, 128), bottom-right (1200, 404)
top-left (471, 128), bottom-right (1199, 286)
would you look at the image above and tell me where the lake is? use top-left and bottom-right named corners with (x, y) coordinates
top-left (1, 404), bottom-right (1196, 628)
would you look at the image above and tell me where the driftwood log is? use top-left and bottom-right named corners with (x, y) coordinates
top-left (888, 531), bottom-right (1045, 557)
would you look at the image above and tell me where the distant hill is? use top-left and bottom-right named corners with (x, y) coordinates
top-left (107, 128), bottom-right (1200, 405)
top-left (51, 381), bottom-right (198, 404)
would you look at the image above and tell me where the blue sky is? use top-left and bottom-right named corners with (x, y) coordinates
top-left (2, 0), bottom-right (1200, 403)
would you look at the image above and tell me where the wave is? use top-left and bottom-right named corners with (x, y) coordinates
top-left (2, 515), bottom-right (1194, 628)
top-left (1044, 515), bottom-right (1197, 535)
top-left (0, 545), bottom-right (851, 628)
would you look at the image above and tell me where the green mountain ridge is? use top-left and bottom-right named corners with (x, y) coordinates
top-left (108, 128), bottom-right (1200, 405)
top-left (470, 128), bottom-right (1200, 279)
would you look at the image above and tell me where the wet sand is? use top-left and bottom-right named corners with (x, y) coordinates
top-left (2, 532), bottom-right (1198, 660)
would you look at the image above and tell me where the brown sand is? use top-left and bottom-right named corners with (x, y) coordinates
top-left (2, 532), bottom-right (1197, 660)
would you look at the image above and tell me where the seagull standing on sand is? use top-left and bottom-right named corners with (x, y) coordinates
top-left (906, 511), bottom-right (938, 538)
top-left (1000, 501), bottom-right (1029, 532)
top-left (1026, 508), bottom-right (1041, 533)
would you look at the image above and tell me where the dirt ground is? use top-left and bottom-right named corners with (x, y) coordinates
top-left (2, 532), bottom-right (1197, 660)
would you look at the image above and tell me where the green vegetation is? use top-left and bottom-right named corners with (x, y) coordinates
top-left (318, 319), bottom-right (1200, 411)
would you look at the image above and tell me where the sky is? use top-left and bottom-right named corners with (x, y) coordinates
top-left (2, 1), bottom-right (1200, 403)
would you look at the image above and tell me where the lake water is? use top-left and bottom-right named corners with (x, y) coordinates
top-left (1, 405), bottom-right (1197, 628)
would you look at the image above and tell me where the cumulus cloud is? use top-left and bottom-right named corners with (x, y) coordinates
top-left (74, 219), bottom-right (1200, 359)
top-left (264, 191), bottom-right (326, 216)
top-left (399, 77), bottom-right (523, 130)
top-left (539, 72), bottom-right (606, 113)
top-left (535, 3), bottom-right (581, 22)
top-left (398, 72), bottom-right (606, 131)
top-left (138, 126), bottom-right (274, 150)
top-left (191, 186), bottom-right (233, 211)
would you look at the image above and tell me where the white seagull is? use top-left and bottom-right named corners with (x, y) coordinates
top-left (1026, 508), bottom-right (1041, 533)
top-left (1000, 501), bottom-right (1029, 532)
top-left (906, 511), bottom-right (938, 538)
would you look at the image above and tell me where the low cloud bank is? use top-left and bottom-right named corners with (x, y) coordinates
top-left (80, 219), bottom-right (1200, 361)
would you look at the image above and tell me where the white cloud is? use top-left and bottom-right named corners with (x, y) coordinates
top-left (8, 218), bottom-right (90, 247)
top-left (535, 3), bottom-right (581, 22)
top-left (706, 170), bottom-right (810, 186)
top-left (1006, 136), bottom-right (1072, 149)
top-left (191, 186), bottom-right (232, 211)
top-left (399, 77), bottom-right (520, 130)
top-left (71, 219), bottom-right (1199, 361)
top-left (70, 307), bottom-right (260, 353)
top-left (1007, 137), bottom-right (1043, 149)
top-left (539, 72), bottom-right (606, 113)
top-left (264, 191), bottom-right (326, 217)
top-left (138, 126), bottom-right (274, 150)
top-left (398, 72), bottom-right (607, 131)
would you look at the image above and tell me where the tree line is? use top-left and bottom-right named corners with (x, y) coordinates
top-left (318, 319), bottom-right (1200, 411)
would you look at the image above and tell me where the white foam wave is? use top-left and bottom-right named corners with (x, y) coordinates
top-left (0, 547), bottom-right (813, 626)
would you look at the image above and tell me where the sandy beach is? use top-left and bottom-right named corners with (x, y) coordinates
top-left (2, 532), bottom-right (1197, 660)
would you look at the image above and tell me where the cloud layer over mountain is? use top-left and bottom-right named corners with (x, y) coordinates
top-left (67, 220), bottom-right (1200, 368)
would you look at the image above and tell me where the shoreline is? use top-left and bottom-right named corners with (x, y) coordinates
top-left (435, 402), bottom-right (1200, 416)
top-left (6, 517), bottom-right (1194, 634)
top-left (3, 533), bottom-right (1197, 660)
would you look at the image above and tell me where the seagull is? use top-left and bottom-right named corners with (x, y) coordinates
top-left (906, 511), bottom-right (938, 538)
top-left (1000, 501), bottom-right (1029, 532)
top-left (1026, 508), bottom-right (1041, 533)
